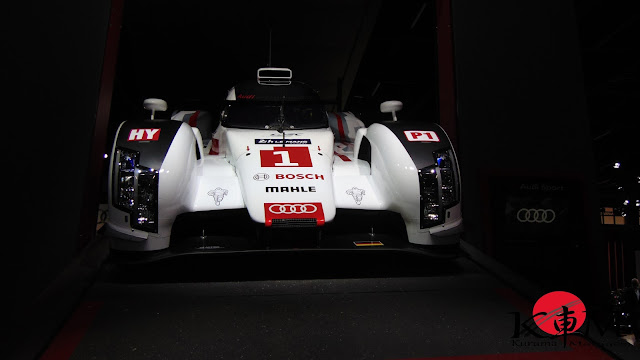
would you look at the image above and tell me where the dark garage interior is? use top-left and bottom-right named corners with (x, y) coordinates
top-left (5, 0), bottom-right (640, 359)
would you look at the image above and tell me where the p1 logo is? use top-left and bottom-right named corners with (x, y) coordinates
top-left (403, 130), bottom-right (440, 142)
top-left (260, 147), bottom-right (312, 167)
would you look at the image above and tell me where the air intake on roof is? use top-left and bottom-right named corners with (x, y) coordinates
top-left (257, 67), bottom-right (292, 85)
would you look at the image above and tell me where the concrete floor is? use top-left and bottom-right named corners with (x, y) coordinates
top-left (18, 246), bottom-right (640, 360)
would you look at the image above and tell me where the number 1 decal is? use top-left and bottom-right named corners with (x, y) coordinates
top-left (272, 151), bottom-right (298, 166)
top-left (260, 147), bottom-right (312, 167)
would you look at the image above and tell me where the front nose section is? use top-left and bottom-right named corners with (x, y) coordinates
top-left (236, 147), bottom-right (336, 226)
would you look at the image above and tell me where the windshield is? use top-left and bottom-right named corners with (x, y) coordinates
top-left (221, 101), bottom-right (328, 130)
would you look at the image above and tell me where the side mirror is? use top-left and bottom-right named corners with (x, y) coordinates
top-left (380, 100), bottom-right (403, 121)
top-left (143, 98), bottom-right (168, 120)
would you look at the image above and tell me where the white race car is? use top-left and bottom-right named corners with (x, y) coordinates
top-left (105, 68), bottom-right (462, 257)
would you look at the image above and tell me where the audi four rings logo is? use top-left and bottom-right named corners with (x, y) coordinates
top-left (268, 204), bottom-right (318, 214)
top-left (517, 208), bottom-right (556, 223)
top-left (253, 173), bottom-right (269, 181)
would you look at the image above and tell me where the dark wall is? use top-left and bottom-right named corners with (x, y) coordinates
top-left (5, 0), bottom-right (112, 354)
top-left (451, 0), bottom-right (606, 301)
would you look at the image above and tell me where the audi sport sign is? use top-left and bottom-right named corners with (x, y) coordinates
top-left (516, 208), bottom-right (556, 223)
top-left (264, 202), bottom-right (325, 226)
top-left (490, 176), bottom-right (581, 246)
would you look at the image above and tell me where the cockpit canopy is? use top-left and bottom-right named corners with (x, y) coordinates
top-left (221, 100), bottom-right (328, 130)
top-left (221, 76), bottom-right (329, 130)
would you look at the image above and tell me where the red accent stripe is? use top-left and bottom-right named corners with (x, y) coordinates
top-left (76, 0), bottom-right (123, 251)
top-left (607, 241), bottom-right (612, 290)
top-left (188, 110), bottom-right (200, 127)
top-left (614, 242), bottom-right (618, 290)
top-left (40, 302), bottom-right (103, 360)
top-left (334, 112), bottom-right (346, 142)
top-left (334, 151), bottom-right (351, 162)
top-left (435, 0), bottom-right (457, 151)
top-left (209, 138), bottom-right (219, 155)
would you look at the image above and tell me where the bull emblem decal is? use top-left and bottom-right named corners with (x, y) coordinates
top-left (346, 187), bottom-right (365, 205)
top-left (207, 187), bottom-right (228, 206)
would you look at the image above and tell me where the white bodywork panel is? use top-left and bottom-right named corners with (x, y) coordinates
top-left (107, 114), bottom-right (462, 251)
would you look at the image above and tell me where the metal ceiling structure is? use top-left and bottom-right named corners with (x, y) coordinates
top-left (110, 0), bottom-right (381, 118)
top-left (109, 0), bottom-right (442, 132)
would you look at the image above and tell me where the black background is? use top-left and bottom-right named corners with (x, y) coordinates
top-left (4, 0), bottom-right (640, 358)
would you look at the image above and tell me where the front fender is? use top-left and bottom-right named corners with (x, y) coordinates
top-left (361, 121), bottom-right (462, 246)
top-left (107, 120), bottom-right (199, 250)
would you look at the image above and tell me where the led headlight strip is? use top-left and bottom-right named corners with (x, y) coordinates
top-left (418, 149), bottom-right (460, 229)
top-left (113, 147), bottom-right (159, 233)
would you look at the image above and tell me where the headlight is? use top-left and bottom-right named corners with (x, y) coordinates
top-left (419, 149), bottom-right (460, 229)
top-left (113, 148), bottom-right (159, 233)
top-left (434, 149), bottom-right (459, 208)
top-left (134, 166), bottom-right (159, 232)
top-left (419, 165), bottom-right (441, 228)
top-left (114, 148), bottom-right (138, 211)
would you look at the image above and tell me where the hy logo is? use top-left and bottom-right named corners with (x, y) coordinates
top-left (128, 128), bottom-right (161, 141)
